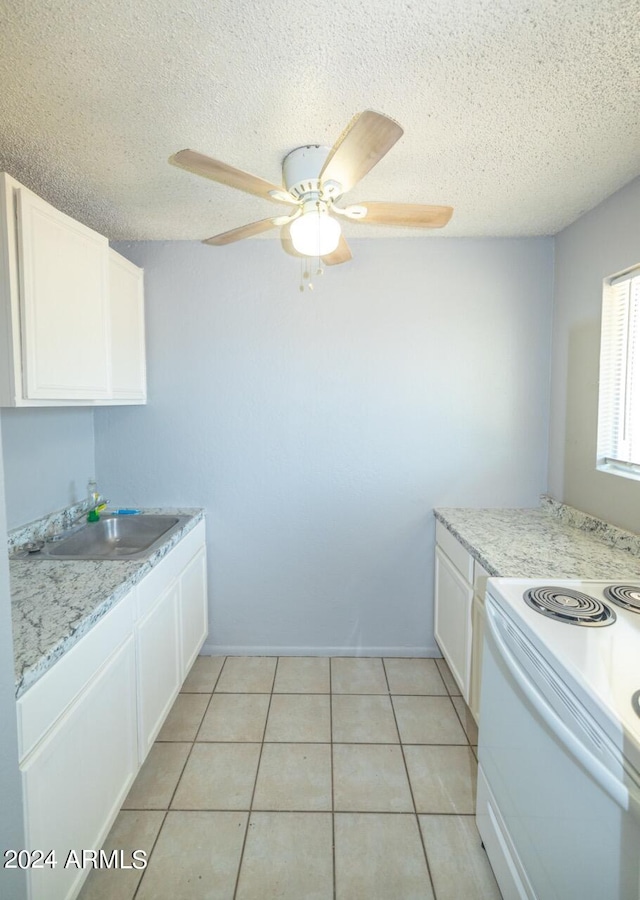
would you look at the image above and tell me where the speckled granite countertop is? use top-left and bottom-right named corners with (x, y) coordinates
top-left (11, 508), bottom-right (204, 698)
top-left (434, 498), bottom-right (640, 580)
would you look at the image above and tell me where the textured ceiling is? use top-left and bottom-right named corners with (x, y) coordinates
top-left (0, 0), bottom-right (639, 241)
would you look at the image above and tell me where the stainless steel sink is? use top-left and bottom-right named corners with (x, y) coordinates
top-left (38, 514), bottom-right (191, 560)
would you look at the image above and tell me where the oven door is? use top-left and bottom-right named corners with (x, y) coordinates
top-left (476, 594), bottom-right (640, 900)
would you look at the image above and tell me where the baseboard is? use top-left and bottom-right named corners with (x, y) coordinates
top-left (200, 642), bottom-right (441, 658)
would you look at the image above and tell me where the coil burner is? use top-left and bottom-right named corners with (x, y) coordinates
top-left (603, 585), bottom-right (640, 614)
top-left (523, 586), bottom-right (616, 627)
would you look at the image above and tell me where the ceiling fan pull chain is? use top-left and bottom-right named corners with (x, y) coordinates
top-left (300, 257), bottom-right (316, 292)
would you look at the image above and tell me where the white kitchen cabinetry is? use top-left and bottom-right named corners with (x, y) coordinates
top-left (22, 637), bottom-right (138, 900)
top-left (179, 547), bottom-right (208, 677)
top-left (16, 519), bottom-right (208, 900)
top-left (434, 521), bottom-right (488, 722)
top-left (136, 580), bottom-right (181, 761)
top-left (434, 545), bottom-right (473, 698)
top-left (135, 520), bottom-right (208, 762)
top-left (17, 185), bottom-right (111, 400)
top-left (0, 172), bottom-right (146, 406)
top-left (108, 249), bottom-right (146, 401)
top-left (469, 559), bottom-right (490, 721)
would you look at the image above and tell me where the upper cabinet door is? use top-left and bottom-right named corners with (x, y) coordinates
top-left (108, 250), bottom-right (147, 401)
top-left (16, 185), bottom-right (111, 399)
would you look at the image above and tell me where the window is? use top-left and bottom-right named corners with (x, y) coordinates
top-left (597, 265), bottom-right (640, 479)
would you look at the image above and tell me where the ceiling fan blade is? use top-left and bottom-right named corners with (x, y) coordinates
top-left (203, 217), bottom-right (280, 246)
top-left (322, 235), bottom-right (353, 266)
top-left (351, 202), bottom-right (453, 228)
top-left (170, 150), bottom-right (295, 206)
top-left (319, 111), bottom-right (403, 195)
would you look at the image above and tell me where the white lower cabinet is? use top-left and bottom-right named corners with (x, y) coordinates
top-left (179, 547), bottom-right (208, 678)
top-left (17, 519), bottom-right (208, 900)
top-left (468, 556), bottom-right (490, 721)
top-left (434, 545), bottom-right (473, 697)
top-left (434, 520), bottom-right (489, 722)
top-left (137, 580), bottom-right (181, 762)
top-left (22, 637), bottom-right (137, 900)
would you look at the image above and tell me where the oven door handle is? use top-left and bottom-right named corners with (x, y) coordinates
top-left (486, 601), bottom-right (640, 822)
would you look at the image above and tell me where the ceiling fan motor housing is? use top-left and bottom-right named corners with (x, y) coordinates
top-left (283, 145), bottom-right (338, 200)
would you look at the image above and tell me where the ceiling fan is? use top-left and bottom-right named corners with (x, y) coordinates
top-left (169, 110), bottom-right (453, 266)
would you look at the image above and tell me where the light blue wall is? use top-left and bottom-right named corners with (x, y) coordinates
top-left (548, 175), bottom-right (640, 533)
top-left (0, 408), bottom-right (95, 529)
top-left (0, 416), bottom-right (27, 899)
top-left (96, 237), bottom-right (554, 655)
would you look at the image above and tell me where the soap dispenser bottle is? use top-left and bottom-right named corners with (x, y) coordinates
top-left (87, 478), bottom-right (100, 522)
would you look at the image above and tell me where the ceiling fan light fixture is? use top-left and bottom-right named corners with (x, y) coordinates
top-left (171, 111), bottom-right (453, 267)
top-left (289, 204), bottom-right (341, 257)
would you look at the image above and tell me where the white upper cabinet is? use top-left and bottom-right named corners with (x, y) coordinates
top-left (0, 172), bottom-right (146, 406)
top-left (108, 249), bottom-right (147, 401)
top-left (17, 184), bottom-right (111, 400)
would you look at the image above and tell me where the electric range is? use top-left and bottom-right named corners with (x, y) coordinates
top-left (476, 577), bottom-right (640, 900)
top-left (486, 578), bottom-right (640, 771)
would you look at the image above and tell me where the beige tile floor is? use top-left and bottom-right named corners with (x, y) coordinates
top-left (79, 656), bottom-right (500, 900)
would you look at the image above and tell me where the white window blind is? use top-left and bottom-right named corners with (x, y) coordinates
top-left (597, 266), bottom-right (640, 478)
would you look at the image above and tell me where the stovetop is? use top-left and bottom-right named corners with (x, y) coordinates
top-left (486, 578), bottom-right (640, 772)
top-left (604, 584), bottom-right (640, 613)
top-left (523, 585), bottom-right (617, 626)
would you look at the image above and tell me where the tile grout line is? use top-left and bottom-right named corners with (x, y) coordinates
top-left (130, 809), bottom-right (169, 900)
top-left (191, 657), bottom-right (227, 744)
top-left (231, 657), bottom-right (278, 900)
top-left (381, 658), bottom-right (438, 900)
top-left (435, 658), bottom-right (476, 748)
top-left (435, 658), bottom-right (463, 701)
top-left (209, 690), bottom-right (458, 697)
top-left (128, 657), bottom-right (478, 898)
top-left (126, 804), bottom-right (478, 816)
top-left (450, 701), bottom-right (474, 749)
top-left (132, 655), bottom-right (227, 899)
top-left (151, 739), bottom-right (471, 748)
top-left (162, 657), bottom-right (227, 808)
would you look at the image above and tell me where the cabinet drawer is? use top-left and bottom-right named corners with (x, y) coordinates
top-left (17, 588), bottom-right (135, 761)
top-left (435, 520), bottom-right (473, 583)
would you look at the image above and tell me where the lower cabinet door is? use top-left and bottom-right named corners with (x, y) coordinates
top-left (434, 546), bottom-right (473, 700)
top-left (179, 547), bottom-right (208, 678)
top-left (22, 637), bottom-right (137, 900)
top-left (469, 594), bottom-right (485, 723)
top-left (137, 580), bottom-right (181, 762)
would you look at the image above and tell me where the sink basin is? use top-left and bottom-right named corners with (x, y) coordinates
top-left (38, 514), bottom-right (191, 560)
